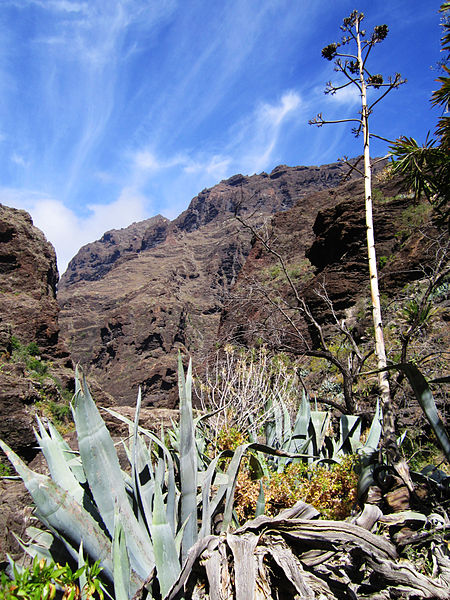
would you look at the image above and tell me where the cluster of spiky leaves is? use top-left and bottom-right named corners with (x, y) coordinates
top-left (1, 353), bottom-right (450, 599)
top-left (390, 2), bottom-right (449, 220)
top-left (0, 556), bottom-right (103, 600)
top-left (1, 357), bottom-right (342, 599)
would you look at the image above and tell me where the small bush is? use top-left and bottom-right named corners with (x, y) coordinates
top-left (26, 342), bottom-right (40, 357)
top-left (0, 557), bottom-right (104, 600)
top-left (378, 255), bottom-right (389, 269)
top-left (0, 462), bottom-right (11, 477)
top-left (9, 336), bottom-right (21, 352)
top-left (217, 426), bottom-right (247, 452)
top-left (35, 396), bottom-right (72, 434)
top-left (26, 357), bottom-right (48, 377)
top-left (233, 455), bottom-right (359, 523)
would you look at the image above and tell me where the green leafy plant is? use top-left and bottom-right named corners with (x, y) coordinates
top-left (26, 356), bottom-right (48, 377)
top-left (26, 342), bottom-right (40, 357)
top-left (234, 455), bottom-right (359, 522)
top-left (0, 462), bottom-right (11, 477)
top-left (378, 255), bottom-right (389, 269)
top-left (0, 556), bottom-right (103, 600)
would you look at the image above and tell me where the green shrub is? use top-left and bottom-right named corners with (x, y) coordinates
top-left (234, 455), bottom-right (359, 522)
top-left (378, 255), bottom-right (389, 268)
top-left (0, 557), bottom-right (104, 600)
top-left (9, 336), bottom-right (21, 352)
top-left (0, 463), bottom-right (11, 477)
top-left (26, 357), bottom-right (48, 377)
top-left (26, 342), bottom-right (40, 356)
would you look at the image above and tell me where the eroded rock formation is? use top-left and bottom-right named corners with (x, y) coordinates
top-left (0, 205), bottom-right (73, 457)
top-left (58, 162), bottom-right (355, 407)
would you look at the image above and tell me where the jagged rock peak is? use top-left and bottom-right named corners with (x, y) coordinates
top-left (60, 214), bottom-right (170, 287)
top-left (60, 161), bottom-right (357, 290)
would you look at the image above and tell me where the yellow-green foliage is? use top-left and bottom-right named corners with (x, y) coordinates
top-left (261, 259), bottom-right (313, 287)
top-left (395, 199), bottom-right (432, 241)
top-left (234, 455), bottom-right (358, 523)
top-left (0, 557), bottom-right (104, 600)
top-left (217, 426), bottom-right (247, 452)
top-left (5, 334), bottom-right (73, 433)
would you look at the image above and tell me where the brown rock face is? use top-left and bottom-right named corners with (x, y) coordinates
top-left (0, 204), bottom-right (75, 562)
top-left (58, 162), bottom-right (355, 407)
top-left (221, 175), bottom-right (419, 344)
top-left (0, 205), bottom-right (73, 454)
top-left (0, 206), bottom-right (59, 351)
top-left (220, 173), bottom-right (449, 428)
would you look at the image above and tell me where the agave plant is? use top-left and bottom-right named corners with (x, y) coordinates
top-left (260, 391), bottom-right (383, 474)
top-left (0, 356), bottom-right (316, 599)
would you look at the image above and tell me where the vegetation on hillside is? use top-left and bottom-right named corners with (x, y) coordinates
top-left (0, 4), bottom-right (448, 600)
top-left (5, 334), bottom-right (72, 431)
top-left (1, 353), bottom-right (449, 598)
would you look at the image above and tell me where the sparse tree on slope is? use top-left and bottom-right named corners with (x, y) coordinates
top-left (310, 10), bottom-right (406, 462)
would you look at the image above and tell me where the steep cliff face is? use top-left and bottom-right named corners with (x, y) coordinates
top-left (220, 174), bottom-right (449, 426)
top-left (58, 162), bottom-right (355, 407)
top-left (0, 205), bottom-right (73, 460)
top-left (60, 215), bottom-right (170, 287)
top-left (0, 206), bottom-right (59, 350)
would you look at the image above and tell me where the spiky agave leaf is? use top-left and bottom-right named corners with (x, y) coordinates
top-left (46, 420), bottom-right (87, 485)
top-left (178, 355), bottom-right (198, 562)
top-left (0, 440), bottom-right (114, 583)
top-left (392, 363), bottom-right (450, 461)
top-left (34, 415), bottom-right (85, 506)
top-left (363, 398), bottom-right (383, 455)
top-left (113, 508), bottom-right (131, 600)
top-left (339, 414), bottom-right (362, 455)
top-left (13, 527), bottom-right (55, 564)
top-left (102, 406), bottom-right (178, 535)
top-left (130, 388), bottom-right (156, 535)
top-left (71, 368), bottom-right (154, 581)
top-left (150, 484), bottom-right (181, 598)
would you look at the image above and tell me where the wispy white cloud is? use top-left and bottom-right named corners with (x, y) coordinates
top-left (0, 187), bottom-right (149, 274)
top-left (236, 91), bottom-right (303, 173)
top-left (133, 150), bottom-right (189, 173)
top-left (125, 89), bottom-right (302, 207)
top-left (132, 148), bottom-right (231, 181)
top-left (183, 155), bottom-right (232, 180)
top-left (11, 153), bottom-right (29, 168)
top-left (325, 84), bottom-right (361, 106)
top-left (3, 0), bottom-right (88, 13)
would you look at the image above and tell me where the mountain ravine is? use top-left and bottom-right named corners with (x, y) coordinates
top-left (58, 161), bottom-right (359, 407)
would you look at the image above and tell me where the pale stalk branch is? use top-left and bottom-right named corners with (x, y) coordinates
top-left (310, 116), bottom-right (362, 126)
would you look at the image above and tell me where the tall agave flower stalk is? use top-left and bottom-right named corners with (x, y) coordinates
top-left (309, 10), bottom-right (406, 462)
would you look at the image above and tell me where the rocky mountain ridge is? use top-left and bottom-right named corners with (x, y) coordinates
top-left (58, 161), bottom-right (359, 406)
top-left (60, 162), bottom-right (351, 289)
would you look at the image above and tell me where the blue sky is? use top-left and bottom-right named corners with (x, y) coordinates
top-left (0, 0), bottom-right (444, 274)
